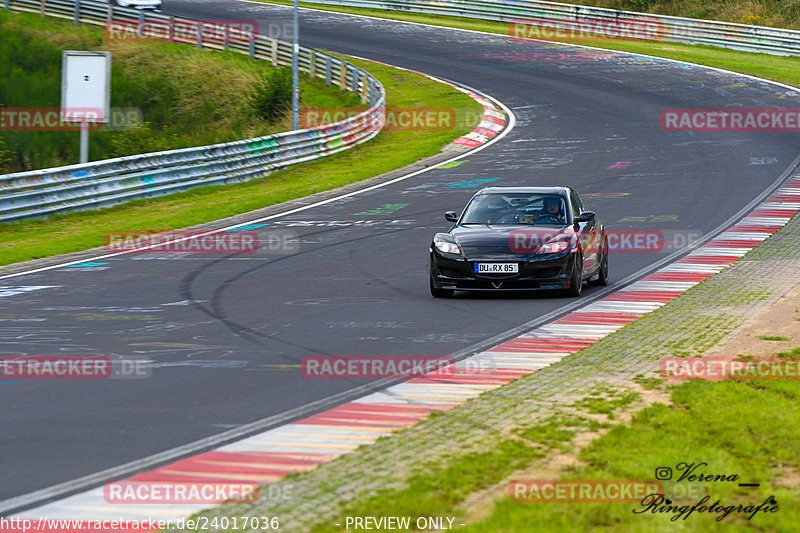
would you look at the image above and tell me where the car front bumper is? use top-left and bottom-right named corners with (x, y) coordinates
top-left (430, 251), bottom-right (577, 291)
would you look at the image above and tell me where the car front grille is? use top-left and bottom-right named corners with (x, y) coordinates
top-left (455, 279), bottom-right (542, 290)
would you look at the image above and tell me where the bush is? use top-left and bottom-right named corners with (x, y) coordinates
top-left (0, 135), bottom-right (10, 172)
top-left (109, 121), bottom-right (186, 158)
top-left (248, 66), bottom-right (293, 123)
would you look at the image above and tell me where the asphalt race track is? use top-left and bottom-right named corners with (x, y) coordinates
top-left (2, 0), bottom-right (800, 509)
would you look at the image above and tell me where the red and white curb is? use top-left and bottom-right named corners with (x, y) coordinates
top-left (446, 93), bottom-right (506, 151)
top-left (12, 174), bottom-right (800, 525)
top-left (349, 56), bottom-right (507, 151)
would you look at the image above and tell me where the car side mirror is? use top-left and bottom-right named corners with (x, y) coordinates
top-left (574, 211), bottom-right (595, 224)
top-left (445, 211), bottom-right (459, 222)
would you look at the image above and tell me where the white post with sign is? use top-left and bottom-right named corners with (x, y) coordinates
top-left (61, 51), bottom-right (111, 164)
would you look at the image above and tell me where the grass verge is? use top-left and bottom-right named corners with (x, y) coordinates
top-left (0, 9), bottom-right (360, 171)
top-left (466, 350), bottom-right (800, 532)
top-left (533, 0), bottom-right (800, 32)
top-left (0, 55), bottom-right (480, 267)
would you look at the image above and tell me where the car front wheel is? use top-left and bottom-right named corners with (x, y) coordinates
top-left (589, 239), bottom-right (609, 286)
top-left (565, 256), bottom-right (583, 297)
top-left (430, 273), bottom-right (455, 298)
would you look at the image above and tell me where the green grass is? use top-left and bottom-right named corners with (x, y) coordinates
top-left (758, 335), bottom-right (791, 341)
top-left (553, 0), bottom-right (800, 31)
top-left (0, 9), bottom-right (361, 172)
top-left (0, 54), bottom-right (479, 266)
top-left (516, 414), bottom-right (607, 453)
top-left (258, 0), bottom-right (800, 90)
top-left (465, 354), bottom-right (800, 531)
top-left (305, 440), bottom-right (544, 533)
top-left (571, 386), bottom-right (641, 418)
top-left (263, 0), bottom-right (800, 33)
top-left (632, 374), bottom-right (666, 390)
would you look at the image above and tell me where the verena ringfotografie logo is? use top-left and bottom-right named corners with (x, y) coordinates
top-left (302, 356), bottom-right (457, 379)
top-left (301, 108), bottom-right (458, 131)
top-left (661, 108), bottom-right (800, 132)
top-left (0, 108), bottom-right (104, 131)
top-left (103, 481), bottom-right (258, 504)
top-left (0, 356), bottom-right (150, 379)
top-left (105, 19), bottom-right (260, 43)
top-left (509, 479), bottom-right (663, 503)
top-left (660, 356), bottom-right (800, 380)
top-left (509, 17), bottom-right (663, 42)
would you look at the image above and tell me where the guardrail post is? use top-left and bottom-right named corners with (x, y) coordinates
top-left (196, 22), bottom-right (203, 48)
top-left (73, 0), bottom-right (79, 22)
top-left (40, 0), bottom-right (45, 16)
top-left (107, 1), bottom-right (112, 22)
top-left (168, 16), bottom-right (174, 42)
top-left (351, 69), bottom-right (359, 93)
top-left (361, 72), bottom-right (369, 105)
top-left (271, 38), bottom-right (279, 66)
top-left (325, 57), bottom-right (332, 86)
top-left (249, 34), bottom-right (255, 59)
top-left (223, 25), bottom-right (229, 51)
top-left (309, 50), bottom-right (316, 77)
top-left (339, 64), bottom-right (347, 90)
top-left (369, 78), bottom-right (376, 107)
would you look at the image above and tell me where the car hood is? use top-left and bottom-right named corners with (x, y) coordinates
top-left (450, 225), bottom-right (574, 260)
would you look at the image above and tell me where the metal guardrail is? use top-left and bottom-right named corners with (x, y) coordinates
top-left (307, 0), bottom-right (800, 56)
top-left (0, 0), bottom-right (385, 222)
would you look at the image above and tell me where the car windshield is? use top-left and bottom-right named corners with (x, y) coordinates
top-left (460, 193), bottom-right (568, 225)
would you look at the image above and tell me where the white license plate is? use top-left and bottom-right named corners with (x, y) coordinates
top-left (474, 263), bottom-right (518, 274)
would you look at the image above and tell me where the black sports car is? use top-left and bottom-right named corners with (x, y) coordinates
top-left (429, 186), bottom-right (608, 297)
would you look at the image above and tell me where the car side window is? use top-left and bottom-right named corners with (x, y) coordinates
top-left (569, 191), bottom-right (582, 217)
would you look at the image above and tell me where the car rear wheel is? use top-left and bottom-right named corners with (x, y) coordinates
top-left (565, 257), bottom-right (583, 297)
top-left (430, 274), bottom-right (455, 298)
top-left (589, 239), bottom-right (609, 286)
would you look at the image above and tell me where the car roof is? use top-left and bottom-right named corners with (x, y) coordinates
top-left (476, 186), bottom-right (570, 195)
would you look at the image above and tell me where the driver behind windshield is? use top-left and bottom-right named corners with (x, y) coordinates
top-left (533, 196), bottom-right (566, 224)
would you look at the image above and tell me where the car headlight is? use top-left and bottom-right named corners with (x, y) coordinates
top-left (538, 241), bottom-right (568, 254)
top-left (538, 236), bottom-right (575, 254)
top-left (434, 238), bottom-right (461, 255)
